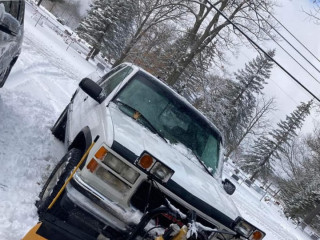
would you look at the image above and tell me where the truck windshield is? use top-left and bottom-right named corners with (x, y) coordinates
top-left (113, 71), bottom-right (221, 174)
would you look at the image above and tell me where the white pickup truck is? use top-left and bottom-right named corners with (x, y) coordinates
top-left (37, 63), bottom-right (265, 240)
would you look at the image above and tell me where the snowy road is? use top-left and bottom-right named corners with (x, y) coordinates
top-left (0, 2), bottom-right (313, 240)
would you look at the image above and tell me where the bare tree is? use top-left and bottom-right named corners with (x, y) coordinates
top-left (125, 22), bottom-right (179, 73)
top-left (112, 0), bottom-right (187, 67)
top-left (225, 97), bottom-right (276, 158)
top-left (303, 0), bottom-right (320, 23)
top-left (164, 0), bottom-right (276, 86)
top-left (277, 137), bottom-right (309, 180)
top-left (275, 129), bottom-right (320, 231)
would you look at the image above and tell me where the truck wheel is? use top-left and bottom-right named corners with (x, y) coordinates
top-left (51, 104), bottom-right (69, 142)
top-left (37, 148), bottom-right (82, 214)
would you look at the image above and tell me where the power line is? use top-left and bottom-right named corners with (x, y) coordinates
top-left (256, 0), bottom-right (320, 65)
top-left (240, 43), bottom-right (319, 126)
top-left (239, 9), bottom-right (320, 86)
top-left (241, 49), bottom-right (299, 105)
top-left (240, 46), bottom-right (319, 126)
top-left (206, 0), bottom-right (320, 103)
top-left (251, 1), bottom-right (320, 78)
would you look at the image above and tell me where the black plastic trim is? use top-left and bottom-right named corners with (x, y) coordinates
top-left (82, 126), bottom-right (93, 152)
top-left (37, 213), bottom-right (97, 240)
top-left (111, 141), bottom-right (138, 164)
top-left (68, 126), bottom-right (92, 152)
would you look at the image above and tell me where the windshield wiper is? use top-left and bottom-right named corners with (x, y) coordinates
top-left (193, 153), bottom-right (213, 176)
top-left (114, 99), bottom-right (168, 143)
top-left (0, 24), bottom-right (17, 36)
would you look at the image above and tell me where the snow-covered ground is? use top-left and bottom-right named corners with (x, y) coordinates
top-left (0, 3), bottom-right (96, 240)
top-left (223, 162), bottom-right (312, 240)
top-left (0, 2), bottom-right (313, 240)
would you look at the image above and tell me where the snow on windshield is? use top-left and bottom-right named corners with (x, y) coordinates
top-left (114, 71), bottom-right (221, 173)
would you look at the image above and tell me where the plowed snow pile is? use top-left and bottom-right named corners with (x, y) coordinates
top-left (0, 91), bottom-right (64, 240)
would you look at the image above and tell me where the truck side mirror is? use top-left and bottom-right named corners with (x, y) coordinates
top-left (222, 179), bottom-right (236, 195)
top-left (79, 78), bottom-right (103, 103)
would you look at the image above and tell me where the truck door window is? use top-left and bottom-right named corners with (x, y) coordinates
top-left (17, 0), bottom-right (24, 24)
top-left (100, 66), bottom-right (133, 97)
top-left (0, 0), bottom-right (21, 21)
top-left (96, 64), bottom-right (126, 85)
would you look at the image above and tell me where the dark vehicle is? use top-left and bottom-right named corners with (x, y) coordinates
top-left (0, 0), bottom-right (25, 88)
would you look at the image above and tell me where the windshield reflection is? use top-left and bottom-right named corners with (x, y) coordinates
top-left (113, 71), bottom-right (221, 174)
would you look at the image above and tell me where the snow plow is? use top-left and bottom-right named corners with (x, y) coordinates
top-left (22, 208), bottom-right (203, 240)
top-left (23, 204), bottom-right (264, 240)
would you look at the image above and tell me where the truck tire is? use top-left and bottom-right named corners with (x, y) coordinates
top-left (37, 148), bottom-right (82, 215)
top-left (51, 104), bottom-right (69, 142)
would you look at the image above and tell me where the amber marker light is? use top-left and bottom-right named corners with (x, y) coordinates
top-left (251, 230), bottom-right (264, 240)
top-left (95, 146), bottom-right (108, 160)
top-left (139, 154), bottom-right (154, 170)
top-left (87, 159), bottom-right (98, 172)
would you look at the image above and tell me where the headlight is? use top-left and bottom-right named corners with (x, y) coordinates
top-left (103, 153), bottom-right (125, 173)
top-left (121, 166), bottom-right (140, 184)
top-left (150, 162), bottom-right (174, 183)
top-left (95, 167), bottom-right (130, 193)
top-left (233, 217), bottom-right (265, 240)
top-left (102, 152), bottom-right (140, 184)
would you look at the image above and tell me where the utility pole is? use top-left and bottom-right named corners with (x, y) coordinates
top-left (273, 189), bottom-right (281, 198)
top-left (260, 183), bottom-right (272, 201)
top-left (37, 0), bottom-right (43, 6)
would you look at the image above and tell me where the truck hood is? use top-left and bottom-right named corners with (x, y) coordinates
top-left (109, 104), bottom-right (240, 224)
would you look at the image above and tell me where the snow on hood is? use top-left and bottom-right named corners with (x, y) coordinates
top-left (109, 103), bottom-right (240, 221)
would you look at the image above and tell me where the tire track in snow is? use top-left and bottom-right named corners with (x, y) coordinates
top-left (6, 35), bottom-right (78, 113)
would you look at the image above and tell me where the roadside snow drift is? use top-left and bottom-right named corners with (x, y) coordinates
top-left (0, 91), bottom-right (64, 240)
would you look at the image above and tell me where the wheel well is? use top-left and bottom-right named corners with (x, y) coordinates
top-left (68, 126), bottom-right (92, 154)
top-left (11, 56), bottom-right (19, 66)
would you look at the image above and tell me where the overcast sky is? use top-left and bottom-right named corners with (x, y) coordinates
top-left (231, 0), bottom-right (320, 134)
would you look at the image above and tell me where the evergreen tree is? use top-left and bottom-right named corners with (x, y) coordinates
top-left (242, 100), bottom-right (313, 180)
top-left (76, 0), bottom-right (134, 60)
top-left (232, 50), bottom-right (275, 105)
top-left (222, 50), bottom-right (275, 154)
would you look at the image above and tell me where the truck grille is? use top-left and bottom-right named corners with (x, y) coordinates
top-left (130, 181), bottom-right (217, 230)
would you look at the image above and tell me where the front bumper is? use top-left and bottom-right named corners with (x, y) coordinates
top-left (65, 173), bottom-right (142, 232)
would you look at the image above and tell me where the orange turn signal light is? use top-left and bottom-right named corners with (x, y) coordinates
top-left (252, 230), bottom-right (263, 240)
top-left (95, 147), bottom-right (108, 160)
top-left (139, 155), bottom-right (154, 169)
top-left (87, 159), bottom-right (98, 172)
